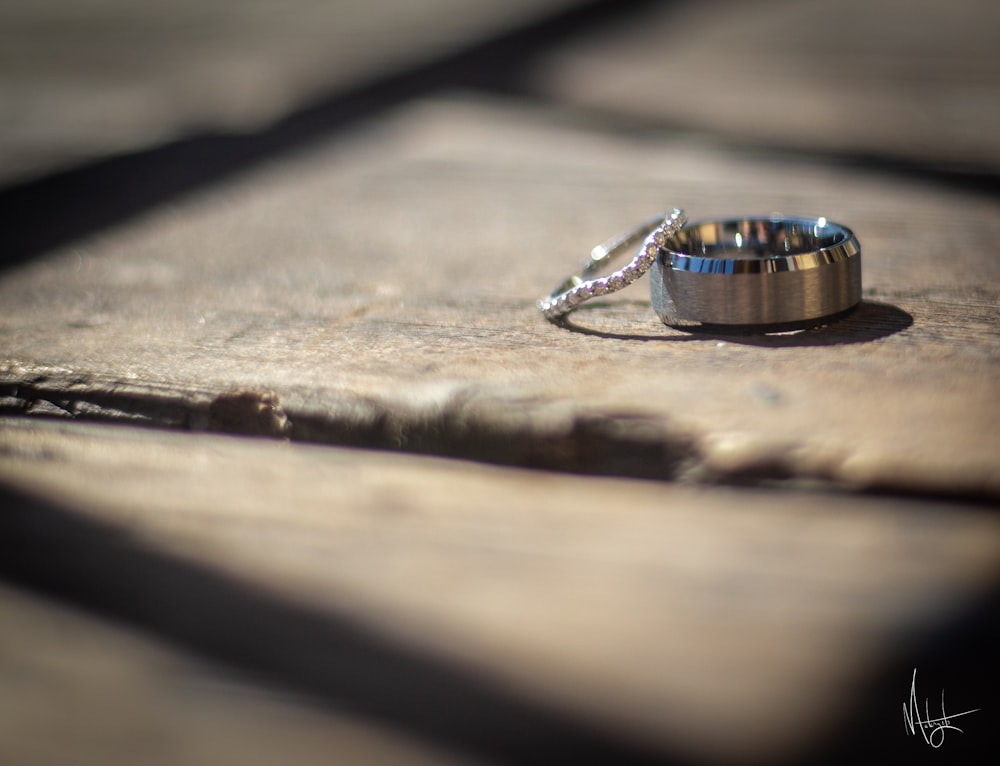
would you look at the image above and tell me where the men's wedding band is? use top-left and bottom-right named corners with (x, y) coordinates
top-left (649, 216), bottom-right (861, 329)
top-left (538, 209), bottom-right (686, 321)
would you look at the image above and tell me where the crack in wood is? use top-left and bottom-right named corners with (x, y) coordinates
top-left (3, 374), bottom-right (993, 504)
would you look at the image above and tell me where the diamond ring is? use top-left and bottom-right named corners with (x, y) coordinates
top-left (538, 209), bottom-right (686, 321)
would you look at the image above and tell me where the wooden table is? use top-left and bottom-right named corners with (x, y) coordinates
top-left (2, 1), bottom-right (998, 764)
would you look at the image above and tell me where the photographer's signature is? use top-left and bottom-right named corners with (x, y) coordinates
top-left (903, 669), bottom-right (980, 748)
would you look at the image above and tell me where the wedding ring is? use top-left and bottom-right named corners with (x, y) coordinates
top-left (538, 209), bottom-right (686, 320)
top-left (649, 216), bottom-right (861, 329)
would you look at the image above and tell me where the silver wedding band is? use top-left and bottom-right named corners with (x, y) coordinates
top-left (650, 216), bottom-right (861, 329)
top-left (539, 213), bottom-right (861, 330)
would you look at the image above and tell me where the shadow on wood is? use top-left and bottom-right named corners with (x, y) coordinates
top-left (559, 301), bottom-right (913, 346)
top-left (0, 481), bottom-right (677, 766)
top-left (0, 0), bottom-right (660, 271)
top-left (2, 478), bottom-right (998, 765)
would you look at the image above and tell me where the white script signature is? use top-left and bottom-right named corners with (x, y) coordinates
top-left (902, 669), bottom-right (980, 748)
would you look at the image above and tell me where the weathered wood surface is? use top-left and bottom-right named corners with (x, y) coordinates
top-left (1, 97), bottom-right (997, 497)
top-left (2, 418), bottom-right (999, 764)
top-left (2, 0), bottom-right (1000, 764)
top-left (532, 0), bottom-right (1000, 169)
top-left (0, 0), bottom-right (583, 185)
top-left (0, 580), bottom-right (465, 766)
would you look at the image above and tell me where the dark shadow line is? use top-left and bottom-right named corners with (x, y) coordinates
top-left (0, 481), bottom-right (685, 766)
top-left (479, 88), bottom-right (1000, 198)
top-left (559, 300), bottom-right (914, 346)
top-left (9, 376), bottom-right (1000, 508)
top-left (0, 0), bottom-right (663, 270)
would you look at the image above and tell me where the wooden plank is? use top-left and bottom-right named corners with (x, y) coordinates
top-left (1, 98), bottom-right (997, 498)
top-left (0, 582), bottom-right (472, 766)
top-left (0, 0), bottom-right (585, 184)
top-left (528, 0), bottom-right (1000, 168)
top-left (2, 418), bottom-right (999, 763)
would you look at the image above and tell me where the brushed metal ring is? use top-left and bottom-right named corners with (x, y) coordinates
top-left (649, 215), bottom-right (861, 330)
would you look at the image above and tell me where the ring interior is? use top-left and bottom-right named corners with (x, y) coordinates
top-left (672, 218), bottom-right (847, 259)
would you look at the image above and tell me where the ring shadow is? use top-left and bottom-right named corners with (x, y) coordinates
top-left (557, 300), bottom-right (913, 347)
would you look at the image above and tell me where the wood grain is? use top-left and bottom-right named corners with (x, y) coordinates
top-left (3, 5), bottom-right (998, 764)
top-left (0, 582), bottom-right (473, 766)
top-left (1, 98), bottom-right (997, 498)
top-left (3, 418), bottom-right (999, 763)
top-left (530, 0), bottom-right (1000, 169)
top-left (0, 0), bottom-right (584, 185)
